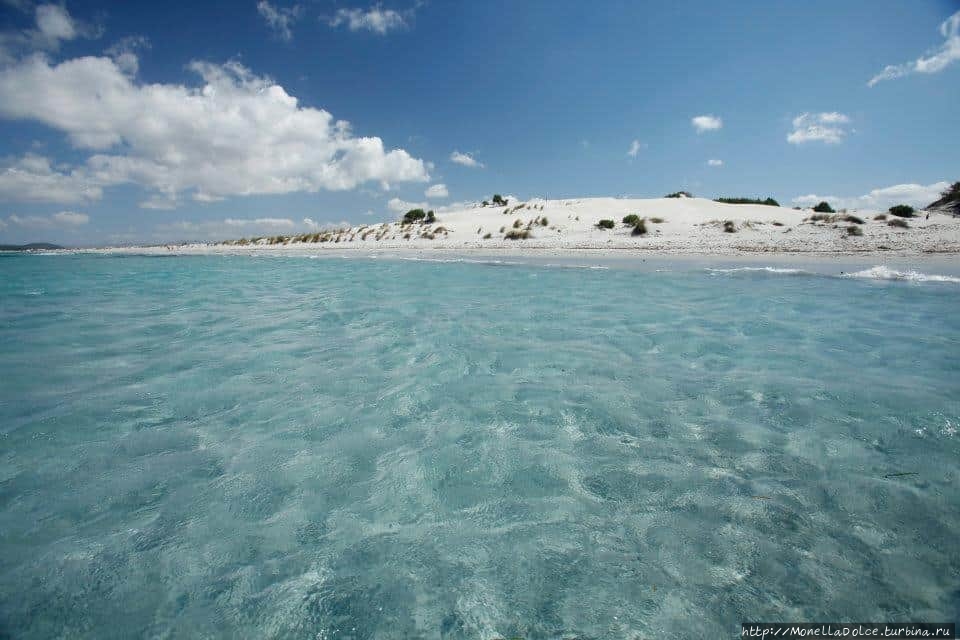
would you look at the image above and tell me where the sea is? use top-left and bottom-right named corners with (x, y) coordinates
top-left (1, 252), bottom-right (958, 638)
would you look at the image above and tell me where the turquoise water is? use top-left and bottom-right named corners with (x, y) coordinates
top-left (1, 253), bottom-right (959, 639)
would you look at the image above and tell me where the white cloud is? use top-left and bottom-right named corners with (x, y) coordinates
top-left (0, 154), bottom-right (102, 204)
top-left (0, 3), bottom-right (97, 62)
top-left (793, 181), bottom-right (949, 211)
top-left (627, 139), bottom-right (642, 157)
top-left (387, 197), bottom-right (427, 212)
top-left (707, 159), bottom-right (723, 167)
top-left (869, 11), bottom-right (960, 86)
top-left (450, 151), bottom-right (483, 168)
top-left (328, 5), bottom-right (407, 35)
top-left (0, 56), bottom-right (429, 207)
top-left (105, 36), bottom-right (149, 75)
top-left (5, 210), bottom-right (89, 228)
top-left (425, 183), bottom-right (448, 199)
top-left (52, 210), bottom-right (89, 225)
top-left (787, 112), bottom-right (851, 145)
top-left (691, 115), bottom-right (722, 133)
top-left (257, 1), bottom-right (301, 41)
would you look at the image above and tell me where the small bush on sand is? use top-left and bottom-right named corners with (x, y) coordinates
top-left (483, 232), bottom-right (492, 239)
top-left (426, 210), bottom-right (436, 224)
top-left (888, 204), bottom-right (915, 218)
top-left (874, 214), bottom-right (887, 221)
top-left (887, 218), bottom-right (910, 229)
top-left (649, 217), bottom-right (665, 223)
top-left (813, 201), bottom-right (835, 213)
top-left (597, 219), bottom-right (615, 229)
top-left (403, 209), bottom-right (426, 223)
top-left (622, 214), bottom-right (641, 226)
top-left (499, 226), bottom-right (505, 233)
top-left (492, 194), bottom-right (507, 206)
top-left (481, 200), bottom-right (489, 207)
top-left (772, 221), bottom-right (785, 226)
top-left (723, 220), bottom-right (737, 233)
top-left (540, 217), bottom-right (548, 226)
top-left (847, 225), bottom-right (863, 236)
top-left (664, 191), bottom-right (692, 198)
top-left (504, 229), bottom-right (531, 240)
top-left (513, 218), bottom-right (523, 228)
top-left (844, 214), bottom-right (865, 224)
top-left (715, 197), bottom-right (780, 207)
top-left (632, 219), bottom-right (648, 236)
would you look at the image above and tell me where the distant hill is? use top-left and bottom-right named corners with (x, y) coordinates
top-left (927, 181), bottom-right (960, 216)
top-left (0, 243), bottom-right (64, 251)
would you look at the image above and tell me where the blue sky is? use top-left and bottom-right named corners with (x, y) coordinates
top-left (0, 0), bottom-right (958, 245)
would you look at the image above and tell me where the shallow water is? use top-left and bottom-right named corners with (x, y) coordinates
top-left (1, 253), bottom-right (959, 639)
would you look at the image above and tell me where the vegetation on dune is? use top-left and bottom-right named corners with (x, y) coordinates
top-left (632, 219), bottom-right (647, 236)
top-left (722, 220), bottom-right (737, 233)
top-left (483, 232), bottom-right (492, 239)
top-left (504, 229), bottom-right (531, 240)
top-left (622, 214), bottom-right (641, 226)
top-left (927, 181), bottom-right (960, 214)
top-left (664, 191), bottom-right (692, 198)
top-left (513, 218), bottom-right (523, 229)
top-left (888, 204), bottom-right (915, 218)
top-left (844, 214), bottom-right (864, 224)
top-left (846, 225), bottom-right (863, 237)
top-left (403, 208), bottom-right (426, 223)
top-left (812, 201), bottom-right (835, 213)
top-left (715, 197), bottom-right (780, 207)
top-left (597, 219), bottom-right (615, 229)
top-left (887, 218), bottom-right (910, 229)
top-left (649, 217), bottom-right (665, 223)
top-left (491, 194), bottom-right (508, 206)
top-left (873, 214), bottom-right (887, 220)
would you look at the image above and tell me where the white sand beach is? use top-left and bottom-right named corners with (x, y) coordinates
top-left (92, 196), bottom-right (960, 257)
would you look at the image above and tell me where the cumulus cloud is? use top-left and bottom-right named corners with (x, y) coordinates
top-left (869, 11), bottom-right (960, 86)
top-left (328, 5), bottom-right (407, 34)
top-left (691, 115), bottom-right (722, 133)
top-left (0, 3), bottom-right (97, 62)
top-left (787, 112), bottom-right (851, 145)
top-left (257, 1), bottom-right (301, 41)
top-left (105, 36), bottom-right (150, 75)
top-left (387, 197), bottom-right (427, 212)
top-left (5, 210), bottom-right (89, 228)
top-left (0, 153), bottom-right (102, 204)
top-left (0, 56), bottom-right (429, 207)
top-left (793, 181), bottom-right (949, 211)
top-left (449, 151), bottom-right (483, 168)
top-left (627, 140), bottom-right (642, 157)
top-left (425, 183), bottom-right (448, 199)
top-left (707, 159), bottom-right (723, 167)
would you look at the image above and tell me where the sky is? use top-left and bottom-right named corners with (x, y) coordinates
top-left (0, 0), bottom-right (958, 246)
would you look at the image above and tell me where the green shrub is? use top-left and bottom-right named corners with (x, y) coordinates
top-left (513, 218), bottom-right (523, 228)
top-left (597, 219), bottom-right (615, 229)
top-left (888, 204), bottom-right (915, 218)
top-left (426, 210), bottom-right (436, 223)
top-left (887, 218), bottom-right (909, 229)
top-left (492, 194), bottom-right (507, 206)
top-left (622, 214), bottom-right (641, 226)
top-left (632, 219), bottom-right (647, 236)
top-left (481, 200), bottom-right (489, 207)
top-left (540, 217), bottom-right (548, 226)
top-left (772, 221), bottom-right (784, 226)
top-left (844, 214), bottom-right (865, 224)
top-left (809, 213), bottom-right (837, 222)
top-left (403, 208), bottom-right (427, 223)
top-left (664, 191), bottom-right (692, 198)
top-left (873, 214), bottom-right (887, 220)
top-left (649, 217), bottom-right (665, 223)
top-left (504, 229), bottom-right (531, 240)
top-left (813, 201), bottom-right (835, 213)
top-left (483, 232), bottom-right (492, 239)
top-left (847, 225), bottom-right (863, 236)
top-left (715, 197), bottom-right (780, 207)
top-left (723, 220), bottom-right (736, 233)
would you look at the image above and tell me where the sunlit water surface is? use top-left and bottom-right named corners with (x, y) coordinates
top-left (1, 253), bottom-right (958, 638)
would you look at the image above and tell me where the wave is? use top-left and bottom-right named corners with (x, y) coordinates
top-left (841, 266), bottom-right (960, 284)
top-left (705, 266), bottom-right (808, 275)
